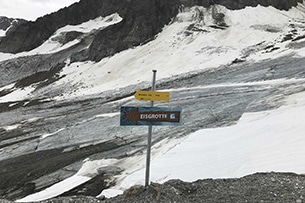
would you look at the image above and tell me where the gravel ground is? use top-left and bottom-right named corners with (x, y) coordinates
top-left (2, 172), bottom-right (304, 203)
top-left (101, 172), bottom-right (305, 203)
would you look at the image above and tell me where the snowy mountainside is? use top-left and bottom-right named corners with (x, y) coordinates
top-left (0, 0), bottom-right (179, 54)
top-left (1, 4), bottom-right (305, 102)
top-left (1, 1), bottom-right (305, 202)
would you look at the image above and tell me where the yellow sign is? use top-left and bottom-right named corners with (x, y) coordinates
top-left (134, 90), bottom-right (170, 102)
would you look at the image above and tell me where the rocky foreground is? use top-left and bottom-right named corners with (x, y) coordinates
top-left (2, 172), bottom-right (305, 203)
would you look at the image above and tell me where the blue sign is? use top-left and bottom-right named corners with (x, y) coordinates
top-left (120, 106), bottom-right (182, 126)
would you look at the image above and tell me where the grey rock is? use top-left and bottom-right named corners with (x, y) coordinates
top-left (101, 172), bottom-right (305, 203)
top-left (0, 17), bottom-right (27, 33)
top-left (87, 0), bottom-right (180, 62)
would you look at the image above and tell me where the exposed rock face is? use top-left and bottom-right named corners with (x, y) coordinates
top-left (0, 17), bottom-right (14, 31)
top-left (0, 17), bottom-right (27, 35)
top-left (0, 0), bottom-right (99, 53)
top-left (0, 0), bottom-right (179, 54)
top-left (87, 0), bottom-right (180, 61)
top-left (180, 0), bottom-right (303, 10)
top-left (221, 0), bottom-right (303, 10)
top-left (0, 0), bottom-right (302, 60)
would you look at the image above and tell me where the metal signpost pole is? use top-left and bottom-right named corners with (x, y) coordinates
top-left (145, 70), bottom-right (157, 187)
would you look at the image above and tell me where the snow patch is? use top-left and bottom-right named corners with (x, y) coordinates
top-left (2, 124), bottom-right (21, 131)
top-left (95, 112), bottom-right (120, 118)
top-left (40, 128), bottom-right (65, 139)
top-left (53, 13), bottom-right (122, 35)
top-left (0, 86), bottom-right (35, 103)
top-left (16, 158), bottom-right (119, 202)
top-left (16, 175), bottom-right (91, 202)
top-left (0, 29), bottom-right (5, 37)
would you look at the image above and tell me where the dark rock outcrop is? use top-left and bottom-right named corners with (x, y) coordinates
top-left (0, 0), bottom-right (180, 61)
top-left (180, 0), bottom-right (303, 10)
top-left (0, 17), bottom-right (27, 35)
top-left (0, 0), bottom-right (96, 53)
top-left (0, 17), bottom-right (14, 31)
top-left (87, 0), bottom-right (180, 61)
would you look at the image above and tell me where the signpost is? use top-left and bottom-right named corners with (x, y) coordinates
top-left (120, 106), bottom-right (182, 126)
top-left (120, 70), bottom-right (182, 187)
top-left (134, 90), bottom-right (170, 102)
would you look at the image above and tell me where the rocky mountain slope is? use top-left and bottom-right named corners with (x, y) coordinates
top-left (0, 17), bottom-right (27, 37)
top-left (1, 0), bottom-right (305, 202)
top-left (0, 0), bottom-right (302, 58)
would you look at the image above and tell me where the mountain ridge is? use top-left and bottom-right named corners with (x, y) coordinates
top-left (0, 0), bottom-right (302, 60)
